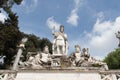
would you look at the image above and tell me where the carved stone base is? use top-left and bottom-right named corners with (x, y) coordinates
top-left (52, 54), bottom-right (66, 58)
top-left (15, 70), bottom-right (120, 80)
top-left (1, 70), bottom-right (120, 80)
top-left (16, 72), bottom-right (100, 80)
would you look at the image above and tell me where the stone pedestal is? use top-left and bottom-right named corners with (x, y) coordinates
top-left (51, 55), bottom-right (67, 67)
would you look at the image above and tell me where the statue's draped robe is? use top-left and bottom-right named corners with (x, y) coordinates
top-left (53, 32), bottom-right (68, 55)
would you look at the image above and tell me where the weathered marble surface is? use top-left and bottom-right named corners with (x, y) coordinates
top-left (14, 70), bottom-right (120, 80)
top-left (0, 70), bottom-right (120, 80)
top-left (52, 25), bottom-right (69, 56)
top-left (16, 72), bottom-right (100, 80)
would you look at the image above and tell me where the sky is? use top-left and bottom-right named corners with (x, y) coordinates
top-left (0, 0), bottom-right (120, 60)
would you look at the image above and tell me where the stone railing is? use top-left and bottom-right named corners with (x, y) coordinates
top-left (100, 70), bottom-right (120, 80)
top-left (0, 70), bottom-right (17, 80)
top-left (17, 69), bottom-right (120, 80)
top-left (0, 69), bottom-right (120, 80)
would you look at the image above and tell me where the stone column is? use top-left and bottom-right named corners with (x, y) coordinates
top-left (12, 48), bottom-right (23, 70)
top-left (12, 38), bottom-right (28, 70)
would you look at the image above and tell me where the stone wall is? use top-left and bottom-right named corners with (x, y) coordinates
top-left (0, 69), bottom-right (120, 80)
top-left (16, 72), bottom-right (100, 80)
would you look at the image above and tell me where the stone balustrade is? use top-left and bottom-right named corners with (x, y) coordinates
top-left (0, 70), bottom-right (17, 80)
top-left (100, 70), bottom-right (120, 80)
top-left (0, 69), bottom-right (120, 80)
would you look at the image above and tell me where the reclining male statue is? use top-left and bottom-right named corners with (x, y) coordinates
top-left (19, 46), bottom-right (52, 69)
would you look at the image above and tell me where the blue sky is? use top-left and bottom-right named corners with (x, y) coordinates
top-left (0, 0), bottom-right (120, 60)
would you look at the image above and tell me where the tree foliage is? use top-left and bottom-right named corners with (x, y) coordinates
top-left (0, 0), bottom-right (52, 69)
top-left (25, 34), bottom-right (41, 52)
top-left (25, 34), bottom-right (52, 53)
top-left (0, 0), bottom-right (23, 67)
top-left (104, 48), bottom-right (120, 69)
top-left (0, 0), bottom-right (22, 16)
top-left (40, 38), bottom-right (52, 54)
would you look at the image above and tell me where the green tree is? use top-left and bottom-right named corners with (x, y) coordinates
top-left (0, 0), bottom-right (53, 69)
top-left (0, 0), bottom-right (23, 68)
top-left (104, 48), bottom-right (120, 69)
top-left (25, 34), bottom-right (52, 54)
top-left (40, 38), bottom-right (52, 54)
top-left (25, 34), bottom-right (41, 52)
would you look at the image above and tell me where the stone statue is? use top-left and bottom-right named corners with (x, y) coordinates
top-left (19, 52), bottom-right (42, 69)
top-left (68, 45), bottom-right (108, 70)
top-left (13, 38), bottom-right (28, 70)
top-left (40, 46), bottom-right (52, 65)
top-left (19, 46), bottom-right (52, 69)
top-left (31, 53), bottom-right (42, 69)
top-left (52, 25), bottom-right (69, 56)
top-left (115, 31), bottom-right (120, 47)
top-left (74, 45), bottom-right (83, 65)
top-left (0, 55), bottom-right (6, 67)
top-left (69, 45), bottom-right (84, 66)
top-left (82, 48), bottom-right (90, 60)
top-left (88, 56), bottom-right (108, 70)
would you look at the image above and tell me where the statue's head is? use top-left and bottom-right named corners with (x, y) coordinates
top-left (60, 25), bottom-right (64, 33)
top-left (86, 48), bottom-right (89, 52)
top-left (43, 45), bottom-right (49, 53)
top-left (75, 45), bottom-right (80, 53)
top-left (82, 48), bottom-right (87, 52)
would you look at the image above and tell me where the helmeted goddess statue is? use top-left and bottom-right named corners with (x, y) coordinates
top-left (52, 25), bottom-right (69, 56)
